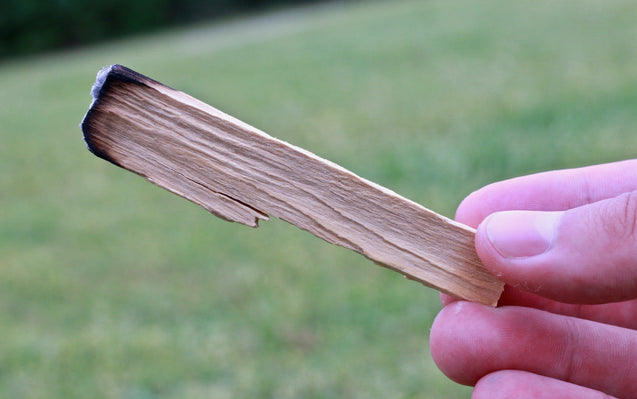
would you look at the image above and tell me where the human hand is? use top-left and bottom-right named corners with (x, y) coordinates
top-left (429, 160), bottom-right (637, 399)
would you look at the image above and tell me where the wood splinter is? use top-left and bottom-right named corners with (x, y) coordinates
top-left (80, 64), bottom-right (504, 306)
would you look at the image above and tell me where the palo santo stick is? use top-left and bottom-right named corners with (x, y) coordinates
top-left (81, 65), bottom-right (503, 306)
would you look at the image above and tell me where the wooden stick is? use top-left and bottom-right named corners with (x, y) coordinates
top-left (81, 65), bottom-right (503, 306)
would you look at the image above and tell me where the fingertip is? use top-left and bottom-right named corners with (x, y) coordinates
top-left (430, 301), bottom-right (494, 386)
top-left (455, 189), bottom-right (487, 228)
top-left (474, 217), bottom-right (508, 278)
top-left (473, 370), bottom-right (618, 399)
top-left (473, 371), bottom-right (510, 399)
top-left (473, 212), bottom-right (550, 293)
top-left (430, 302), bottom-right (467, 384)
top-left (440, 292), bottom-right (458, 306)
top-left (482, 211), bottom-right (561, 259)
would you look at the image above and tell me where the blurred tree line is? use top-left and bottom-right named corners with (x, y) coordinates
top-left (0, 0), bottom-right (325, 58)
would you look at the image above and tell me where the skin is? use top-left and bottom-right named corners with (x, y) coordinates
top-left (429, 159), bottom-right (637, 399)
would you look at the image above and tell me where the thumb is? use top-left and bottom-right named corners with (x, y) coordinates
top-left (476, 191), bottom-right (637, 304)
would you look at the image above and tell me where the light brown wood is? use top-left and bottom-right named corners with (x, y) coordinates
top-left (81, 65), bottom-right (504, 306)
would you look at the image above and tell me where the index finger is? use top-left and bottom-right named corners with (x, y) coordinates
top-left (456, 159), bottom-right (637, 228)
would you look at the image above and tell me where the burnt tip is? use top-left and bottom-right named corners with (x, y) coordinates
top-left (90, 65), bottom-right (115, 101)
top-left (89, 64), bottom-right (156, 100)
top-left (81, 64), bottom-right (132, 167)
top-left (81, 117), bottom-right (121, 167)
top-left (80, 65), bottom-right (165, 166)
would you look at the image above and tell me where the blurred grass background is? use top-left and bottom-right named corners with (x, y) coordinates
top-left (1, 0), bottom-right (637, 397)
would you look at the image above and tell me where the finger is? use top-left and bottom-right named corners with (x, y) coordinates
top-left (476, 191), bottom-right (637, 303)
top-left (440, 292), bottom-right (457, 306)
top-left (498, 285), bottom-right (637, 330)
top-left (473, 370), bottom-right (617, 399)
top-left (447, 285), bottom-right (637, 329)
top-left (456, 159), bottom-right (637, 228)
top-left (430, 301), bottom-right (637, 399)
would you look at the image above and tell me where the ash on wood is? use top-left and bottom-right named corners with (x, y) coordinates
top-left (81, 64), bottom-right (503, 306)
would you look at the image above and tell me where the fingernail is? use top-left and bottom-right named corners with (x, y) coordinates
top-left (485, 211), bottom-right (562, 258)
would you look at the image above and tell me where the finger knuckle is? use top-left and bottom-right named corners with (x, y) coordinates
top-left (620, 191), bottom-right (637, 241)
top-left (600, 191), bottom-right (637, 241)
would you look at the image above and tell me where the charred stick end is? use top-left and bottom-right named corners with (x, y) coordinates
top-left (80, 65), bottom-right (163, 166)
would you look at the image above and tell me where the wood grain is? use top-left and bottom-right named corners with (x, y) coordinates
top-left (81, 65), bottom-right (503, 306)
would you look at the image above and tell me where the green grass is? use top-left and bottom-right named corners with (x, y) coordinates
top-left (2, 0), bottom-right (637, 397)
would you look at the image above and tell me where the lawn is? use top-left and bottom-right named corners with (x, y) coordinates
top-left (1, 0), bottom-right (637, 397)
